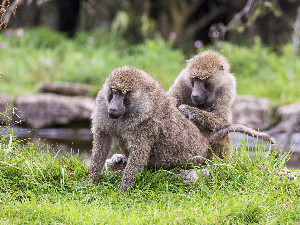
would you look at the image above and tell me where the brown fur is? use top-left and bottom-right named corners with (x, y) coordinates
top-left (86, 66), bottom-right (210, 193)
top-left (168, 50), bottom-right (235, 160)
top-left (168, 50), bottom-right (275, 160)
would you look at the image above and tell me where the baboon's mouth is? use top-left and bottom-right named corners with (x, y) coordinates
top-left (108, 113), bottom-right (122, 119)
top-left (196, 101), bottom-right (215, 110)
top-left (108, 111), bottom-right (125, 119)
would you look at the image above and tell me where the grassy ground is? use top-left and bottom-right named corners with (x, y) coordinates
top-left (1, 27), bottom-right (300, 105)
top-left (1, 129), bottom-right (299, 224)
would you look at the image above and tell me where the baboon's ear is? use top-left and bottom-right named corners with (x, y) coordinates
top-left (220, 65), bottom-right (224, 71)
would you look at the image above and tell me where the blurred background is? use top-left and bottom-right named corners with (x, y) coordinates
top-left (1, 0), bottom-right (300, 168)
top-left (1, 0), bottom-right (300, 100)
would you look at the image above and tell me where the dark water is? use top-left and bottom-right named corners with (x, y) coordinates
top-left (2, 127), bottom-right (300, 169)
top-left (2, 127), bottom-right (93, 165)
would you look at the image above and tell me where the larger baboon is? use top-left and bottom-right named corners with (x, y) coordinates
top-left (86, 66), bottom-right (210, 193)
top-left (167, 50), bottom-right (275, 160)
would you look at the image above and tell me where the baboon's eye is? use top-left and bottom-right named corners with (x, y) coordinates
top-left (108, 93), bottom-right (113, 102)
top-left (124, 92), bottom-right (131, 107)
top-left (191, 78), bottom-right (195, 87)
top-left (204, 82), bottom-right (211, 90)
top-left (108, 88), bottom-right (114, 102)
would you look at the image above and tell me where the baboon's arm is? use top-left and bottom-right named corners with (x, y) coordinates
top-left (86, 131), bottom-right (113, 185)
top-left (119, 141), bottom-right (151, 193)
top-left (178, 104), bottom-right (230, 132)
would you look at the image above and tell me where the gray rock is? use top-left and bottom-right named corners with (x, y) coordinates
top-left (176, 168), bottom-right (210, 183)
top-left (275, 103), bottom-right (300, 132)
top-left (233, 96), bottom-right (273, 131)
top-left (14, 93), bottom-right (95, 129)
top-left (37, 82), bottom-right (90, 96)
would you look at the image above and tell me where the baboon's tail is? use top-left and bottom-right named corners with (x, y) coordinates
top-left (209, 124), bottom-right (276, 146)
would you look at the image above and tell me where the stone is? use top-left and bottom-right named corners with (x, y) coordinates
top-left (277, 103), bottom-right (300, 132)
top-left (277, 103), bottom-right (300, 120)
top-left (232, 96), bottom-right (273, 131)
top-left (37, 82), bottom-right (90, 96)
top-left (14, 93), bottom-right (95, 129)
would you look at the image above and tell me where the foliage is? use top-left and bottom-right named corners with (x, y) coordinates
top-left (219, 38), bottom-right (300, 105)
top-left (0, 26), bottom-right (184, 97)
top-left (0, 126), bottom-right (299, 224)
top-left (1, 27), bottom-right (300, 104)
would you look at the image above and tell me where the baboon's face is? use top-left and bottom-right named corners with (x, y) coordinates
top-left (107, 88), bottom-right (130, 119)
top-left (190, 77), bottom-right (216, 109)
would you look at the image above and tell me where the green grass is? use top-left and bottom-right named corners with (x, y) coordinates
top-left (1, 128), bottom-right (300, 224)
top-left (1, 27), bottom-right (300, 105)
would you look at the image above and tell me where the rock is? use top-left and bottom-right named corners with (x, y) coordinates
top-left (37, 82), bottom-right (90, 96)
top-left (14, 93), bottom-right (95, 129)
top-left (233, 96), bottom-right (273, 131)
top-left (176, 168), bottom-right (210, 183)
top-left (266, 103), bottom-right (300, 135)
top-left (277, 103), bottom-right (300, 120)
top-left (276, 103), bottom-right (300, 132)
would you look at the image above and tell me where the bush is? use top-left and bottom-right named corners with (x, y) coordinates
top-left (0, 26), bottom-right (184, 97)
top-left (220, 38), bottom-right (300, 105)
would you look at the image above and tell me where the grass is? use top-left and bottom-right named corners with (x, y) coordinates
top-left (1, 27), bottom-right (300, 105)
top-left (0, 128), bottom-right (300, 224)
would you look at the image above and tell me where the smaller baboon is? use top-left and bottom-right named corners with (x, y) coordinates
top-left (167, 50), bottom-right (275, 160)
top-left (86, 66), bottom-right (211, 193)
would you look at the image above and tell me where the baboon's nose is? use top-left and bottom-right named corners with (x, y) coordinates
top-left (108, 107), bottom-right (124, 119)
top-left (109, 108), bottom-right (117, 113)
top-left (191, 92), bottom-right (206, 105)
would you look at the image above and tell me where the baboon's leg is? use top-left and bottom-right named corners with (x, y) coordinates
top-left (86, 131), bottom-right (113, 184)
top-left (119, 143), bottom-right (151, 193)
top-left (207, 134), bottom-right (233, 161)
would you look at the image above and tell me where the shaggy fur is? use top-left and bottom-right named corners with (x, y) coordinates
top-left (86, 66), bottom-right (210, 193)
top-left (168, 50), bottom-right (275, 160)
top-left (167, 50), bottom-right (236, 160)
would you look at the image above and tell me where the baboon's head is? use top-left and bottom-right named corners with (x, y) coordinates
top-left (187, 50), bottom-right (230, 109)
top-left (105, 66), bottom-right (156, 119)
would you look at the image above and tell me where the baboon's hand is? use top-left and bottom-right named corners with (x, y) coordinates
top-left (110, 154), bottom-right (127, 164)
top-left (105, 154), bottom-right (127, 173)
top-left (178, 104), bottom-right (190, 118)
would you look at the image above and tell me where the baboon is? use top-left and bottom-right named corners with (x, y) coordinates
top-left (167, 50), bottom-right (275, 160)
top-left (86, 66), bottom-right (211, 193)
